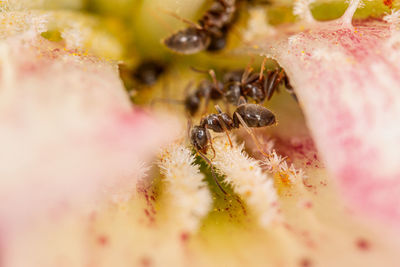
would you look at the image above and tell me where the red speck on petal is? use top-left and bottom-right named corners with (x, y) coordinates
top-left (299, 258), bottom-right (313, 267)
top-left (304, 201), bottom-right (313, 209)
top-left (97, 235), bottom-right (109, 246)
top-left (356, 238), bottom-right (371, 251)
top-left (140, 257), bottom-right (152, 267)
top-left (180, 232), bottom-right (190, 242)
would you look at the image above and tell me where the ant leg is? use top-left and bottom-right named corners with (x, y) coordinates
top-left (237, 96), bottom-right (247, 106)
top-left (241, 57), bottom-right (255, 85)
top-left (197, 150), bottom-right (227, 195)
top-left (201, 90), bottom-right (211, 117)
top-left (269, 69), bottom-right (285, 101)
top-left (265, 69), bottom-right (283, 101)
top-left (184, 80), bottom-right (194, 96)
top-left (225, 101), bottom-right (231, 115)
top-left (214, 105), bottom-right (233, 148)
top-left (235, 112), bottom-right (270, 158)
top-left (259, 57), bottom-right (267, 82)
top-left (157, 8), bottom-right (203, 30)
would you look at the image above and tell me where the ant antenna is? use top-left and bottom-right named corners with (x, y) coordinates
top-left (235, 112), bottom-right (270, 158)
top-left (214, 105), bottom-right (233, 148)
top-left (157, 7), bottom-right (203, 30)
top-left (204, 124), bottom-right (217, 159)
top-left (190, 66), bottom-right (208, 74)
top-left (187, 117), bottom-right (193, 141)
top-left (197, 150), bottom-right (227, 195)
top-left (150, 97), bottom-right (184, 107)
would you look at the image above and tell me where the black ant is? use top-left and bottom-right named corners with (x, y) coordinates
top-left (217, 59), bottom-right (295, 106)
top-left (118, 60), bottom-right (166, 93)
top-left (191, 98), bottom-right (276, 193)
top-left (163, 0), bottom-right (237, 54)
top-left (184, 69), bottom-right (224, 116)
top-left (153, 60), bottom-right (296, 117)
top-left (132, 60), bottom-right (166, 86)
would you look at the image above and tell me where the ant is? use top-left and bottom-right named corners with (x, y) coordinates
top-left (118, 60), bottom-right (167, 100)
top-left (227, 58), bottom-right (295, 104)
top-left (184, 69), bottom-right (224, 116)
top-left (153, 60), bottom-right (296, 117)
top-left (191, 98), bottom-right (276, 193)
top-left (164, 0), bottom-right (237, 54)
top-left (132, 60), bottom-right (166, 86)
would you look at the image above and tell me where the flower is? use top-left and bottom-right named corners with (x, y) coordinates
top-left (1, 0), bottom-right (400, 267)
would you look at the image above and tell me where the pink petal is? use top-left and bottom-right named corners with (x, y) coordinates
top-left (261, 19), bottom-right (400, 228)
top-left (0, 34), bottom-right (180, 233)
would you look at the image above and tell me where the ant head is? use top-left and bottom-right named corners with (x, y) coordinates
top-left (223, 69), bottom-right (244, 84)
top-left (190, 125), bottom-right (209, 152)
top-left (164, 27), bottom-right (210, 54)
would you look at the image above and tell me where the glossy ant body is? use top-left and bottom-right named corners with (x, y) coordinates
top-left (191, 99), bottom-right (276, 192)
top-left (132, 60), bottom-right (166, 86)
top-left (152, 60), bottom-right (295, 118)
top-left (118, 59), bottom-right (166, 98)
top-left (184, 76), bottom-right (224, 116)
top-left (226, 58), bottom-right (295, 105)
top-left (185, 60), bottom-right (295, 116)
top-left (164, 0), bottom-right (237, 54)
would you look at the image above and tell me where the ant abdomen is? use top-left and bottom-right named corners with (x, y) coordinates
top-left (164, 27), bottom-right (210, 54)
top-left (233, 103), bottom-right (276, 128)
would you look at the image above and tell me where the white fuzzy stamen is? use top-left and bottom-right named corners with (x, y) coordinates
top-left (340, 0), bottom-right (362, 27)
top-left (383, 9), bottom-right (400, 31)
top-left (293, 0), bottom-right (316, 23)
top-left (61, 21), bottom-right (90, 49)
top-left (262, 150), bottom-right (306, 184)
top-left (159, 142), bottom-right (212, 233)
top-left (211, 136), bottom-right (279, 227)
